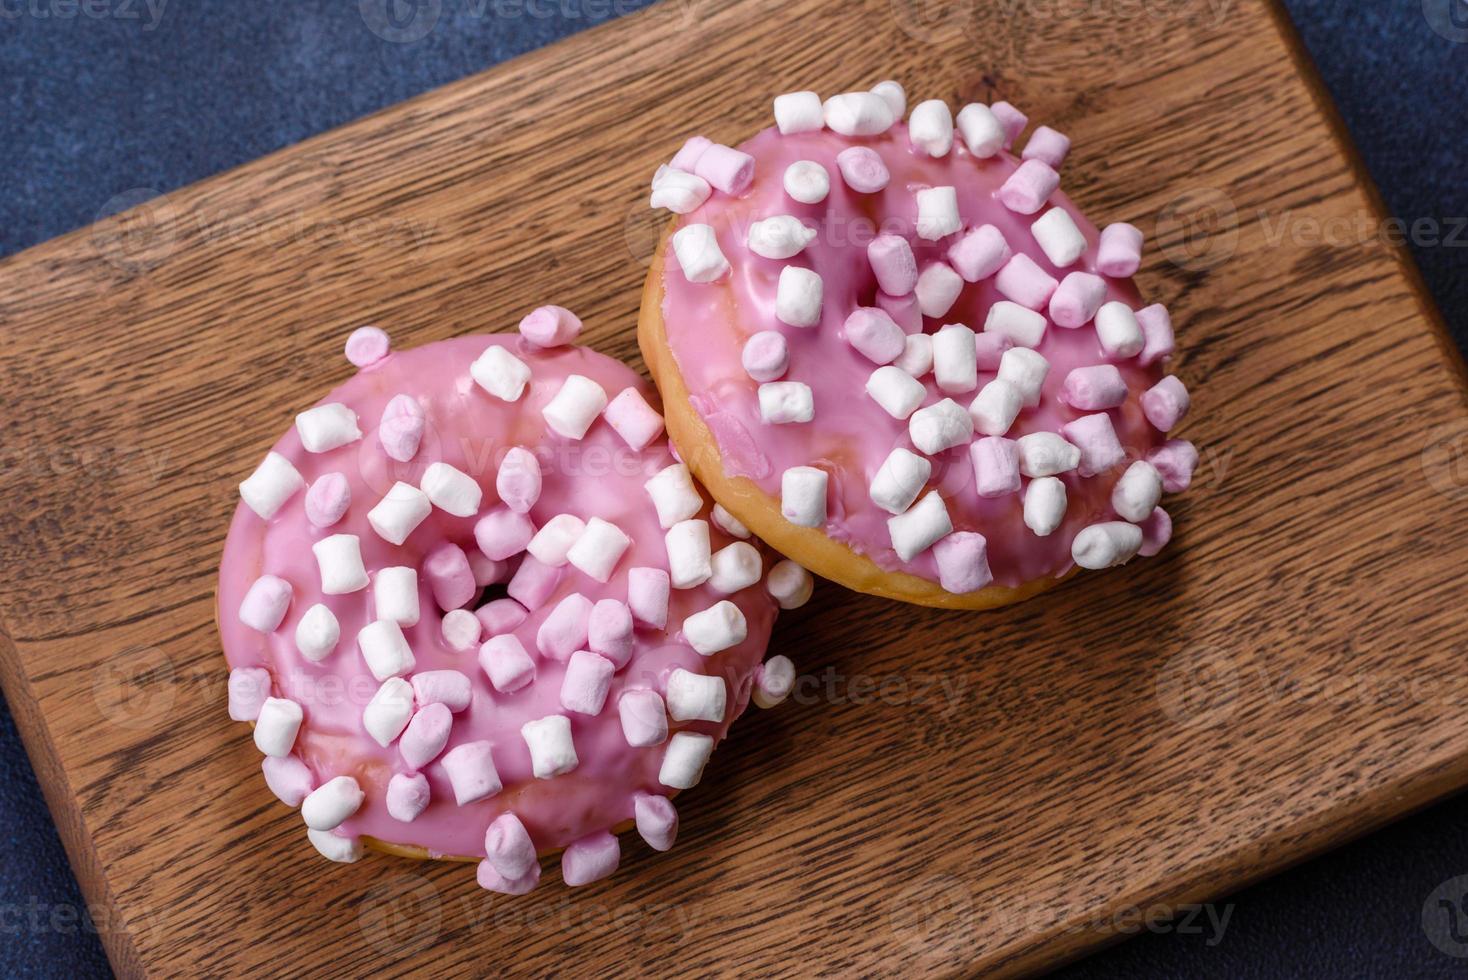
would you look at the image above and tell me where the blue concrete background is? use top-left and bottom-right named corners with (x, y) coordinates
top-left (1, 1), bottom-right (1465, 976)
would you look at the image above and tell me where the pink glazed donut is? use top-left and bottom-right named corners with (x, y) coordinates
top-left (218, 318), bottom-right (800, 894)
top-left (639, 82), bottom-right (1196, 609)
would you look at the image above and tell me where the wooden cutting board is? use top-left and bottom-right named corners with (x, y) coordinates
top-left (3, 0), bottom-right (1467, 975)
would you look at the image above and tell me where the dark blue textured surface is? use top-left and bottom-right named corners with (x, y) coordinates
top-left (1, 1), bottom-right (1464, 976)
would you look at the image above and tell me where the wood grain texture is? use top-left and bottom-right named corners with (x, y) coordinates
top-left (2, 0), bottom-right (1467, 975)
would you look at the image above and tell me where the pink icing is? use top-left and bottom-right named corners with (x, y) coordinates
top-left (660, 122), bottom-right (1180, 589)
top-left (218, 335), bottom-right (777, 866)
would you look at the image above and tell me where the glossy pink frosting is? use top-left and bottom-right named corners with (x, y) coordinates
top-left (218, 336), bottom-right (777, 862)
top-left (660, 123), bottom-right (1174, 588)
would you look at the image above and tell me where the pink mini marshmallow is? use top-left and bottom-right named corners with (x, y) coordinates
top-left (485, 813), bottom-right (537, 881)
top-left (560, 650), bottom-right (615, 715)
top-left (669, 135), bottom-right (713, 172)
top-left (477, 858), bottom-right (540, 896)
top-left (997, 159), bottom-right (1060, 215)
top-left (1061, 365), bottom-right (1128, 410)
top-left (970, 437), bottom-right (1021, 498)
top-left (239, 575), bottom-right (291, 633)
top-left (475, 597), bottom-right (528, 635)
top-left (424, 543), bottom-right (476, 611)
top-left (693, 143), bottom-right (755, 196)
top-left (399, 702), bottom-right (453, 770)
top-left (876, 290), bottom-right (923, 333)
top-left (441, 740), bottom-right (501, 805)
top-left (627, 567), bottom-right (669, 629)
top-left (603, 389), bottom-right (665, 451)
top-left (1022, 125), bottom-right (1071, 169)
top-left (228, 666), bottom-right (271, 721)
top-left (1061, 413), bottom-right (1126, 477)
top-left (618, 689), bottom-right (667, 747)
top-left (495, 446), bottom-right (542, 515)
top-left (742, 331), bottom-right (789, 383)
top-left (1138, 507), bottom-right (1173, 558)
top-left (261, 755), bottom-right (313, 807)
top-left (1147, 439), bottom-right (1198, 492)
top-left (588, 598), bottom-right (634, 667)
top-left (995, 253), bottom-right (1059, 310)
top-left (378, 393), bottom-right (425, 463)
top-left (386, 771), bottom-right (430, 822)
top-left (480, 634), bottom-right (536, 693)
top-left (1049, 272), bottom-right (1107, 328)
top-left (304, 472), bottom-right (351, 528)
top-left (344, 326), bottom-right (390, 367)
top-left (990, 101), bottom-right (1028, 148)
top-left (974, 332), bottom-right (1012, 371)
top-left (468, 553), bottom-right (507, 587)
top-left (561, 832), bottom-right (620, 887)
top-left (947, 224), bottom-right (1011, 282)
top-left (1135, 303), bottom-right (1176, 366)
top-left (518, 305), bottom-right (582, 348)
top-left (868, 235), bottom-right (918, 295)
top-left (506, 555), bottom-right (560, 609)
top-left (933, 531), bottom-right (994, 594)
top-left (1141, 376), bottom-right (1190, 432)
top-left (536, 592), bottom-right (593, 660)
top-left (475, 507), bottom-right (536, 561)
top-left (411, 669), bottom-right (472, 713)
top-left (1096, 222), bottom-right (1144, 278)
top-left (836, 146), bottom-right (890, 193)
top-left (843, 308), bottom-right (906, 364)
top-left (634, 793), bottom-right (679, 851)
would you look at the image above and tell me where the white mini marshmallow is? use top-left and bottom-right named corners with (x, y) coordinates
top-left (667, 669), bottom-right (727, 723)
top-left (368, 482), bottom-right (432, 545)
top-left (909, 398), bottom-right (974, 454)
top-left (522, 715), bottom-right (578, 778)
top-left (708, 541), bottom-right (762, 594)
top-left (295, 403), bottom-right (361, 454)
top-left (239, 576), bottom-right (292, 632)
top-left (781, 466), bottom-right (827, 527)
top-left (659, 731), bottom-right (715, 789)
top-left (870, 448), bottom-right (932, 515)
top-left (1095, 301), bottom-right (1145, 358)
top-left (1016, 431), bottom-right (1081, 477)
top-left (649, 166), bottom-right (712, 214)
top-left (543, 374), bottom-right (608, 440)
top-left (748, 215), bottom-right (817, 259)
top-left (1071, 522), bottom-right (1144, 569)
top-left (312, 533), bottom-right (369, 595)
top-left (909, 99), bottom-right (954, 156)
top-left (871, 79), bottom-right (906, 118)
top-left (753, 655), bottom-right (797, 708)
top-left (774, 90), bottom-right (824, 133)
top-left (566, 517), bottom-right (631, 583)
top-left (1024, 477), bottom-right (1067, 536)
top-left (893, 333), bottom-right (934, 377)
top-left (671, 223), bottom-right (730, 283)
top-left (766, 559), bottom-right (813, 609)
top-left (956, 103), bottom-right (1005, 157)
top-left (969, 379), bottom-right (1022, 436)
top-left (865, 365), bottom-right (926, 419)
top-left (239, 451), bottom-right (305, 520)
top-left (783, 160), bottom-right (830, 204)
top-left (932, 323), bottom-right (978, 394)
top-left (363, 677), bottom-right (414, 747)
top-left (711, 503), bottom-right (751, 539)
top-left (984, 301), bottom-right (1048, 348)
top-left (470, 345), bottom-right (532, 402)
top-left (915, 186), bottom-right (962, 240)
top-left (295, 603), bottom-right (340, 662)
top-left (887, 490), bottom-right (953, 561)
top-left (420, 462), bottom-right (482, 518)
top-left (916, 262), bottom-right (964, 318)
top-left (1111, 461), bottom-right (1163, 522)
top-left (302, 776), bottom-right (364, 831)
top-left (357, 619), bottom-right (416, 681)
top-left (526, 513), bottom-right (585, 567)
top-left (759, 381), bottom-right (815, 424)
top-left (373, 565), bottom-right (420, 627)
top-left (307, 828), bottom-right (362, 863)
top-left (253, 697), bottom-right (303, 757)
top-left (442, 608), bottom-right (482, 651)
top-left (776, 265), bottom-right (823, 327)
top-left (823, 91), bottom-right (895, 135)
top-left (1031, 208), bottom-right (1088, 268)
top-left (665, 519), bottom-right (713, 589)
top-left (644, 463), bottom-right (703, 529)
top-left (997, 347), bottom-right (1050, 407)
top-left (683, 600), bottom-right (748, 655)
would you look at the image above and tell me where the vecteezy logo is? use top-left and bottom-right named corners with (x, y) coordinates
top-left (890, 0), bottom-right (974, 43)
top-left (92, 646), bottom-right (177, 730)
top-left (1155, 648), bottom-right (1239, 729)
top-left (1421, 422), bottom-right (1468, 502)
top-left (358, 873), bottom-right (443, 958)
top-left (91, 188), bottom-right (178, 273)
top-left (1423, 0), bottom-right (1468, 43)
top-left (1423, 876), bottom-right (1468, 957)
top-left (360, 0), bottom-right (442, 43)
top-left (1155, 187), bottom-right (1239, 272)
